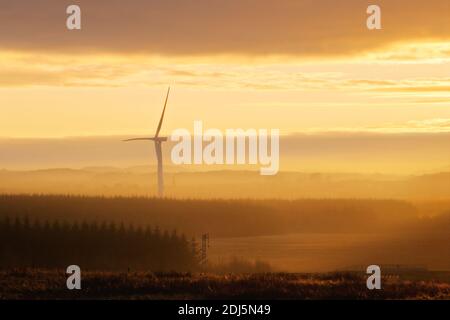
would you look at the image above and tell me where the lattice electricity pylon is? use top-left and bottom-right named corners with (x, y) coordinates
top-left (200, 233), bottom-right (210, 266)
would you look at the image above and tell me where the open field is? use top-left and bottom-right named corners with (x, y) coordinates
top-left (209, 233), bottom-right (450, 272)
top-left (1, 194), bottom-right (449, 272)
top-left (1, 269), bottom-right (449, 300)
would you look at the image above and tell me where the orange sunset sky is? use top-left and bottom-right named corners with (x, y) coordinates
top-left (0, 0), bottom-right (450, 138)
top-left (0, 0), bottom-right (449, 173)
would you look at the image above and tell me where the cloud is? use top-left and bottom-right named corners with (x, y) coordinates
top-left (375, 86), bottom-right (450, 92)
top-left (346, 77), bottom-right (450, 94)
top-left (363, 42), bottom-right (450, 63)
top-left (351, 118), bottom-right (450, 133)
top-left (2, 53), bottom-right (450, 95)
top-left (0, 0), bottom-right (449, 56)
top-left (0, 57), bottom-right (143, 87)
top-left (403, 119), bottom-right (450, 130)
top-left (0, 52), bottom-right (345, 88)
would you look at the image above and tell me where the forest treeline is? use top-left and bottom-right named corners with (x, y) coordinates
top-left (0, 216), bottom-right (198, 271)
top-left (0, 194), bottom-right (426, 237)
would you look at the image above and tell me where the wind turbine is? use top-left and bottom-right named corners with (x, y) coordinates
top-left (124, 87), bottom-right (170, 197)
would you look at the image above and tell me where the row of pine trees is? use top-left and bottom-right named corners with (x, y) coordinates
top-left (0, 216), bottom-right (199, 271)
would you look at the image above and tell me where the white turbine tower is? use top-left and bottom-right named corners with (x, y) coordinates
top-left (124, 87), bottom-right (170, 197)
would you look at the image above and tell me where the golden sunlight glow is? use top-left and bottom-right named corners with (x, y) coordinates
top-left (1, 40), bottom-right (449, 138)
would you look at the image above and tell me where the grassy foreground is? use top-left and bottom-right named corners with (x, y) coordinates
top-left (1, 269), bottom-right (449, 300)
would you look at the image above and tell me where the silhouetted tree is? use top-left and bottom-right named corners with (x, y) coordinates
top-left (0, 216), bottom-right (198, 271)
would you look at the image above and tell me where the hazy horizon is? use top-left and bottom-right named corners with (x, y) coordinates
top-left (1, 131), bottom-right (450, 178)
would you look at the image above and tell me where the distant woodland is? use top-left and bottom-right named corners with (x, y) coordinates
top-left (0, 194), bottom-right (448, 237)
top-left (0, 215), bottom-right (197, 271)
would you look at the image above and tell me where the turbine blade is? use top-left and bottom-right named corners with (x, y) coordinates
top-left (123, 138), bottom-right (155, 142)
top-left (155, 87), bottom-right (170, 138)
